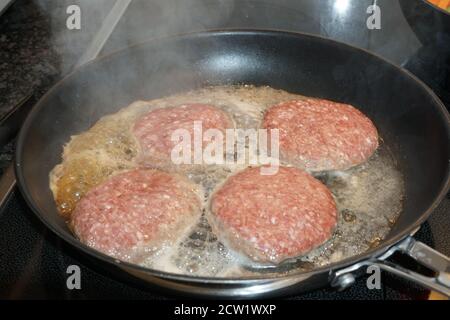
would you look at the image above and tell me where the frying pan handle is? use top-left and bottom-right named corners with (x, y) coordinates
top-left (0, 164), bottom-right (16, 212)
top-left (332, 236), bottom-right (450, 297)
top-left (371, 236), bottom-right (450, 297)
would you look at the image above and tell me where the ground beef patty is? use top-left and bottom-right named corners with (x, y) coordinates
top-left (132, 104), bottom-right (233, 168)
top-left (210, 166), bottom-right (337, 264)
top-left (71, 169), bottom-right (202, 263)
top-left (263, 98), bottom-right (379, 171)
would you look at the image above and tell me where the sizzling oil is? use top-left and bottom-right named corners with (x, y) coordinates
top-left (51, 85), bottom-right (405, 277)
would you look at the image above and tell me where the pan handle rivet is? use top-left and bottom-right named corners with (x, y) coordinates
top-left (333, 273), bottom-right (356, 291)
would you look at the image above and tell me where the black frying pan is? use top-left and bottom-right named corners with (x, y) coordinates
top-left (14, 30), bottom-right (450, 298)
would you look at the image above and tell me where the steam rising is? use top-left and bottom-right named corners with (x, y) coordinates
top-left (34, 0), bottom-right (112, 72)
top-left (33, 0), bottom-right (236, 72)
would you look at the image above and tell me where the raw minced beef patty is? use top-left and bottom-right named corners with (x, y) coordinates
top-left (210, 166), bottom-right (338, 264)
top-left (132, 104), bottom-right (233, 167)
top-left (262, 98), bottom-right (379, 171)
top-left (71, 169), bottom-right (202, 262)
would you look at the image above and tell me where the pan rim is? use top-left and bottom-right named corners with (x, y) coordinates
top-left (14, 29), bottom-right (450, 285)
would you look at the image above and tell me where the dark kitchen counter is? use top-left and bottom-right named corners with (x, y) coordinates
top-left (0, 0), bottom-right (111, 123)
top-left (0, 0), bottom-right (60, 121)
top-left (0, 0), bottom-right (61, 175)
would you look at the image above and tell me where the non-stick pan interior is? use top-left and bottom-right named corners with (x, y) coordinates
top-left (16, 31), bottom-right (450, 277)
